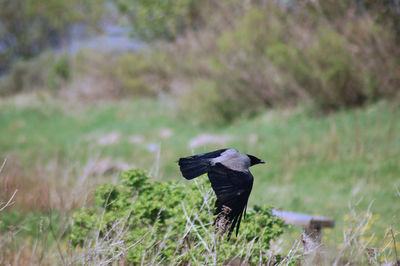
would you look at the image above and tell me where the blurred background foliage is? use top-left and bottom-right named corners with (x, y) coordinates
top-left (1, 0), bottom-right (399, 124)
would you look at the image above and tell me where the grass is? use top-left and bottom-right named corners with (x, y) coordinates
top-left (0, 93), bottom-right (399, 263)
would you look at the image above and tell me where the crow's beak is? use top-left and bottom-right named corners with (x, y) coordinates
top-left (260, 160), bottom-right (266, 164)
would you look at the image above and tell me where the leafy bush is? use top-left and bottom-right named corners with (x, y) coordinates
top-left (0, 54), bottom-right (52, 96)
top-left (70, 169), bottom-right (285, 264)
top-left (47, 54), bottom-right (71, 90)
top-left (61, 50), bottom-right (169, 100)
top-left (115, 51), bottom-right (169, 97)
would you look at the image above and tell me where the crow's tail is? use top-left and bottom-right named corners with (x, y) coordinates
top-left (178, 157), bottom-right (210, 180)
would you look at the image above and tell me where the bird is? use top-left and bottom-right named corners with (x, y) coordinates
top-left (178, 148), bottom-right (265, 238)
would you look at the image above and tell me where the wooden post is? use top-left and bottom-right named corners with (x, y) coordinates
top-left (272, 210), bottom-right (335, 253)
top-left (303, 224), bottom-right (322, 254)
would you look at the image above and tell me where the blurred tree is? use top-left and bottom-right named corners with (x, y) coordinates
top-left (0, 0), bottom-right (105, 73)
top-left (113, 0), bottom-right (203, 41)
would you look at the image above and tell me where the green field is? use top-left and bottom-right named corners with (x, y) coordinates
top-left (1, 94), bottom-right (399, 252)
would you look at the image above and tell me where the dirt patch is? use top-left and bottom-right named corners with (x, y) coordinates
top-left (97, 132), bottom-right (121, 146)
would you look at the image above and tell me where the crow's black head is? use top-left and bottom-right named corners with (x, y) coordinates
top-left (247, 154), bottom-right (265, 166)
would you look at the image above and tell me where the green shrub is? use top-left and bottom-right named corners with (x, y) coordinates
top-left (70, 169), bottom-right (285, 264)
top-left (302, 28), bottom-right (366, 109)
top-left (177, 78), bottom-right (265, 126)
top-left (0, 52), bottom-right (71, 96)
top-left (115, 51), bottom-right (169, 97)
top-left (114, 0), bottom-right (202, 41)
top-left (0, 54), bottom-right (52, 96)
top-left (47, 54), bottom-right (71, 90)
top-left (52, 54), bottom-right (70, 81)
top-left (63, 50), bottom-right (169, 99)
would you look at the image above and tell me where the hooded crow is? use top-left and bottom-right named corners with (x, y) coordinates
top-left (178, 148), bottom-right (265, 238)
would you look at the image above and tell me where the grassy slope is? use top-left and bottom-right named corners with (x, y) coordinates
top-left (1, 95), bottom-right (399, 245)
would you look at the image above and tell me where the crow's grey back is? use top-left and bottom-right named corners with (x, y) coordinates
top-left (210, 148), bottom-right (250, 172)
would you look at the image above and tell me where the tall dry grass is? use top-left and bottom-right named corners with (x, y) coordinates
top-left (0, 155), bottom-right (117, 213)
top-left (0, 159), bottom-right (17, 211)
top-left (0, 153), bottom-right (128, 265)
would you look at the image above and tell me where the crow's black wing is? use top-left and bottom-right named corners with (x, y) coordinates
top-left (178, 149), bottom-right (228, 179)
top-left (207, 163), bottom-right (254, 238)
top-left (184, 149), bottom-right (228, 160)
